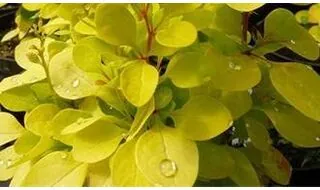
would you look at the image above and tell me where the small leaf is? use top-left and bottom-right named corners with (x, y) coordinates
top-left (120, 60), bottom-right (158, 107)
top-left (156, 21), bottom-right (197, 48)
top-left (198, 142), bottom-right (235, 179)
top-left (226, 147), bottom-right (261, 187)
top-left (71, 119), bottom-right (125, 163)
top-left (127, 98), bottom-right (155, 140)
top-left (263, 103), bottom-right (320, 148)
top-left (270, 63), bottom-right (320, 121)
top-left (0, 112), bottom-right (25, 146)
top-left (111, 140), bottom-right (152, 186)
top-left (264, 8), bottom-right (319, 60)
top-left (262, 147), bottom-right (292, 185)
top-left (25, 104), bottom-right (60, 136)
top-left (95, 4), bottom-right (136, 46)
top-left (14, 38), bottom-right (41, 70)
top-left (0, 146), bottom-right (21, 181)
top-left (172, 95), bottom-right (232, 141)
top-left (1, 28), bottom-right (18, 43)
top-left (135, 120), bottom-right (198, 186)
top-left (227, 3), bottom-right (264, 12)
top-left (22, 151), bottom-right (88, 187)
top-left (49, 48), bottom-right (97, 100)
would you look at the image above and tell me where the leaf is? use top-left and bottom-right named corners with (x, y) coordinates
top-left (74, 17), bottom-right (96, 35)
top-left (95, 4), bottom-right (136, 46)
top-left (308, 4), bottom-right (320, 23)
top-left (9, 161), bottom-right (32, 187)
top-left (1, 28), bottom-right (18, 42)
top-left (166, 52), bottom-right (213, 88)
top-left (227, 3), bottom-right (264, 12)
top-left (0, 86), bottom-right (40, 112)
top-left (309, 25), bottom-right (320, 42)
top-left (0, 112), bottom-right (25, 146)
top-left (14, 131), bottom-right (40, 155)
top-left (220, 91), bottom-right (252, 120)
top-left (135, 120), bottom-right (198, 186)
top-left (25, 104), bottom-right (60, 136)
top-left (49, 48), bottom-right (97, 100)
top-left (22, 151), bottom-right (88, 187)
top-left (155, 85), bottom-right (173, 110)
top-left (295, 10), bottom-right (310, 24)
top-left (14, 38), bottom-right (41, 70)
top-left (87, 159), bottom-right (112, 187)
top-left (42, 17), bottom-right (70, 35)
top-left (210, 51), bottom-right (261, 91)
top-left (22, 3), bottom-right (45, 11)
top-left (73, 44), bottom-right (101, 73)
top-left (263, 102), bottom-right (320, 148)
top-left (183, 9), bottom-right (214, 30)
top-left (270, 63), bottom-right (320, 121)
top-left (0, 146), bottom-right (21, 181)
top-left (156, 21), bottom-right (197, 48)
top-left (264, 8), bottom-right (319, 60)
top-left (198, 142), bottom-right (235, 179)
top-left (172, 95), bottom-right (232, 141)
top-left (127, 98), bottom-right (155, 140)
top-left (111, 139), bottom-right (152, 186)
top-left (226, 147), bottom-right (261, 186)
top-left (244, 116), bottom-right (272, 151)
top-left (71, 119), bottom-right (125, 163)
top-left (0, 65), bottom-right (46, 94)
top-left (262, 147), bottom-right (292, 185)
top-left (120, 60), bottom-right (158, 107)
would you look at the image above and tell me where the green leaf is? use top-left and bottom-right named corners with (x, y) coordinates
top-left (0, 112), bottom-right (25, 146)
top-left (270, 63), bottom-right (320, 121)
top-left (0, 86), bottom-right (40, 112)
top-left (1, 28), bottom-right (18, 43)
top-left (95, 4), bottom-right (136, 46)
top-left (111, 139), bottom-right (153, 186)
top-left (262, 147), bottom-right (292, 185)
top-left (309, 25), bottom-right (320, 42)
top-left (127, 98), bottom-right (155, 140)
top-left (166, 52), bottom-right (212, 88)
top-left (135, 120), bottom-right (198, 186)
top-left (155, 85), bottom-right (173, 110)
top-left (198, 142), bottom-right (235, 179)
top-left (172, 95), bottom-right (232, 141)
top-left (14, 38), bottom-right (41, 70)
top-left (22, 151), bottom-right (88, 187)
top-left (71, 119), bottom-right (125, 163)
top-left (25, 104), bottom-right (60, 136)
top-left (87, 159), bottom-right (112, 187)
top-left (220, 91), bottom-right (252, 120)
top-left (244, 116), bottom-right (272, 151)
top-left (156, 21), bottom-right (197, 48)
top-left (73, 44), bottom-right (101, 73)
top-left (263, 102), bottom-right (320, 148)
top-left (308, 4), bottom-right (320, 23)
top-left (74, 17), bottom-right (96, 35)
top-left (120, 60), bottom-right (158, 107)
top-left (264, 8), bottom-right (319, 60)
top-left (182, 9), bottom-right (214, 30)
top-left (210, 52), bottom-right (261, 91)
top-left (227, 3), bottom-right (264, 12)
top-left (49, 48), bottom-right (97, 100)
top-left (22, 3), bottom-right (44, 11)
top-left (295, 10), bottom-right (310, 24)
top-left (0, 146), bottom-right (21, 181)
top-left (226, 147), bottom-right (261, 186)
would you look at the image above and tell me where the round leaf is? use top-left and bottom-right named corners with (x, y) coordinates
top-left (0, 112), bottom-right (25, 146)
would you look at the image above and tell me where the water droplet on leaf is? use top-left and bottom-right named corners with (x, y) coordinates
top-left (245, 123), bottom-right (250, 128)
top-left (159, 159), bottom-right (177, 177)
top-left (6, 159), bottom-right (12, 168)
top-left (248, 88), bottom-right (253, 95)
top-left (72, 79), bottom-right (80, 88)
top-left (61, 152), bottom-right (68, 159)
top-left (231, 138), bottom-right (240, 146)
top-left (316, 137), bottom-right (320, 141)
top-left (290, 40), bottom-right (296, 44)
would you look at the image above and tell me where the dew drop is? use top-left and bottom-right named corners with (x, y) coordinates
top-left (61, 152), bottom-right (68, 159)
top-left (290, 40), bottom-right (296, 44)
top-left (248, 89), bottom-right (253, 95)
top-left (246, 138), bottom-right (252, 143)
top-left (231, 126), bottom-right (236, 132)
top-left (231, 138), bottom-right (240, 146)
top-left (228, 61), bottom-right (235, 69)
top-left (234, 65), bottom-right (242, 71)
top-left (76, 117), bottom-right (85, 125)
top-left (159, 159), bottom-right (177, 177)
top-left (316, 137), bottom-right (320, 142)
top-left (109, 106), bottom-right (113, 110)
top-left (245, 123), bottom-right (250, 128)
top-left (6, 159), bottom-right (12, 168)
top-left (72, 79), bottom-right (80, 88)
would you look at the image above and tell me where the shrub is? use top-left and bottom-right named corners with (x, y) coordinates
top-left (0, 3), bottom-right (320, 187)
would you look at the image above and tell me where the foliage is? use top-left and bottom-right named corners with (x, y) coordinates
top-left (0, 3), bottom-right (320, 187)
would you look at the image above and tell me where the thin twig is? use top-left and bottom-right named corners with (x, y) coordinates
top-left (242, 12), bottom-right (249, 45)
